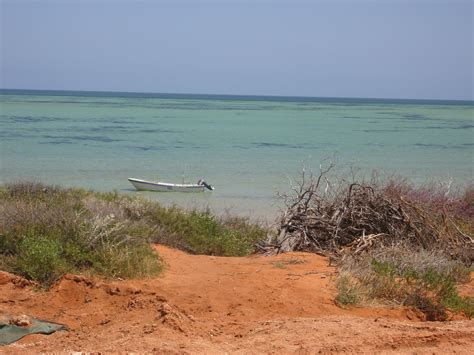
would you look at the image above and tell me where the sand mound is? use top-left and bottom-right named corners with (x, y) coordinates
top-left (0, 271), bottom-right (36, 288)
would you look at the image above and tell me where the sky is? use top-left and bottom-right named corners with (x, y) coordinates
top-left (1, 0), bottom-right (473, 100)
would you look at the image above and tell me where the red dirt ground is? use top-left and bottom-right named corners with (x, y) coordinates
top-left (1, 245), bottom-right (473, 353)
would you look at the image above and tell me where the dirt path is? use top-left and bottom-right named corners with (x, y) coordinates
top-left (1, 245), bottom-right (473, 353)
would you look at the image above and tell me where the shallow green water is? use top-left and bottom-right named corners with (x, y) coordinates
top-left (1, 90), bottom-right (472, 220)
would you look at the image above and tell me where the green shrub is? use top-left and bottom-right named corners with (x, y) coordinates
top-left (336, 246), bottom-right (473, 319)
top-left (13, 234), bottom-right (71, 285)
top-left (146, 209), bottom-right (267, 256)
top-left (0, 183), bottom-right (163, 285)
top-left (183, 213), bottom-right (261, 256)
top-left (93, 243), bottom-right (161, 279)
top-left (335, 275), bottom-right (360, 306)
top-left (273, 261), bottom-right (287, 269)
top-left (442, 294), bottom-right (474, 318)
top-left (0, 182), bottom-right (268, 286)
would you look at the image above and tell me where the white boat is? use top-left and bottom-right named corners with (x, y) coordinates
top-left (128, 178), bottom-right (214, 192)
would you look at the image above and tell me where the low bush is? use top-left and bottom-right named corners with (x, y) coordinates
top-left (335, 274), bottom-right (360, 306)
top-left (141, 205), bottom-right (267, 256)
top-left (92, 243), bottom-right (160, 279)
top-left (0, 182), bottom-right (267, 286)
top-left (168, 212), bottom-right (265, 256)
top-left (336, 245), bottom-right (473, 319)
top-left (13, 233), bottom-right (71, 285)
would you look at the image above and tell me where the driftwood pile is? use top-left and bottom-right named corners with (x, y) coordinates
top-left (261, 167), bottom-right (473, 263)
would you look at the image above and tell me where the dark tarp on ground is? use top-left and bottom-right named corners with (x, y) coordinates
top-left (0, 318), bottom-right (67, 345)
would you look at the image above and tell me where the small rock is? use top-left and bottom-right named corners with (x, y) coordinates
top-left (104, 285), bottom-right (121, 295)
top-left (0, 315), bottom-right (10, 325)
top-left (143, 323), bottom-right (156, 334)
top-left (159, 303), bottom-right (174, 316)
top-left (10, 314), bottom-right (31, 327)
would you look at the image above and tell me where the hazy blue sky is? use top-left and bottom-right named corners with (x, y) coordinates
top-left (1, 0), bottom-right (473, 100)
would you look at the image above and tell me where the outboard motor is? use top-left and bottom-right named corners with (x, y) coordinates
top-left (198, 179), bottom-right (214, 191)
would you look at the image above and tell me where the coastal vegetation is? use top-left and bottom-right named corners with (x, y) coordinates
top-left (261, 166), bottom-right (473, 319)
top-left (0, 174), bottom-right (472, 319)
top-left (0, 182), bottom-right (266, 286)
top-left (336, 246), bottom-right (473, 319)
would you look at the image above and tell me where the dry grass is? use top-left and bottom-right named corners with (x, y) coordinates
top-left (0, 182), bottom-right (267, 286)
top-left (336, 244), bottom-right (473, 320)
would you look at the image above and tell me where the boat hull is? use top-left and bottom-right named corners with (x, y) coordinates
top-left (128, 178), bottom-right (206, 192)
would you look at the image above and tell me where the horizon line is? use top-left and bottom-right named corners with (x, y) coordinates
top-left (1, 88), bottom-right (473, 104)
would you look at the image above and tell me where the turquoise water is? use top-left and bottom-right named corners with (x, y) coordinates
top-left (1, 90), bottom-right (473, 220)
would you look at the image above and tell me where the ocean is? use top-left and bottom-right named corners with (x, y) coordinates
top-left (1, 89), bottom-right (473, 220)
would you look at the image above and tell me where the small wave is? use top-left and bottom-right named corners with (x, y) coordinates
top-left (400, 114), bottom-right (432, 121)
top-left (6, 115), bottom-right (61, 123)
top-left (362, 129), bottom-right (404, 133)
top-left (413, 143), bottom-right (472, 149)
top-left (252, 142), bottom-right (308, 149)
top-left (134, 146), bottom-right (165, 151)
top-left (453, 124), bottom-right (474, 129)
top-left (42, 135), bottom-right (121, 143)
